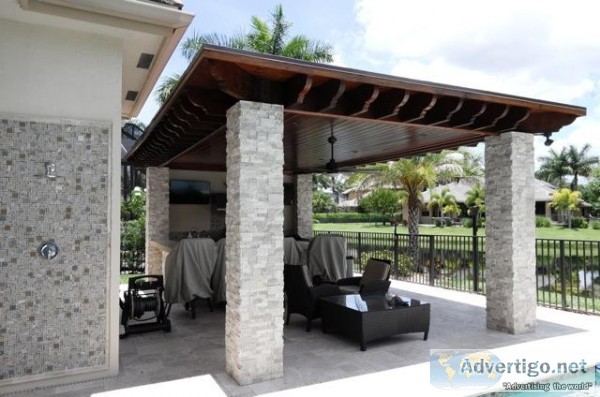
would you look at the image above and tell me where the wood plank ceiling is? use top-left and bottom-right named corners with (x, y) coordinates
top-left (126, 45), bottom-right (586, 174)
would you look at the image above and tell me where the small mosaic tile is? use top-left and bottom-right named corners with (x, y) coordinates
top-left (0, 116), bottom-right (110, 381)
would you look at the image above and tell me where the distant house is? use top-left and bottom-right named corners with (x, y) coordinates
top-left (339, 178), bottom-right (591, 223)
top-left (338, 187), bottom-right (361, 209)
top-left (421, 179), bottom-right (591, 224)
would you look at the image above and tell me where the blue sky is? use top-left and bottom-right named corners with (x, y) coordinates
top-left (138, 0), bottom-right (600, 166)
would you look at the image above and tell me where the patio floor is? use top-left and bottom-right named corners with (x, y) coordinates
top-left (11, 281), bottom-right (600, 397)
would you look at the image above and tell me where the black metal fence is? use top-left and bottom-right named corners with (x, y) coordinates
top-left (315, 230), bottom-right (600, 315)
top-left (120, 249), bottom-right (145, 274)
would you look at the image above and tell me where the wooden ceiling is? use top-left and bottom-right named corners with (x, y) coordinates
top-left (126, 45), bottom-right (586, 173)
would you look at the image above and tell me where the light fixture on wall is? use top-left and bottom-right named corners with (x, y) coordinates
top-left (35, 162), bottom-right (63, 179)
top-left (39, 241), bottom-right (59, 260)
top-left (543, 133), bottom-right (554, 147)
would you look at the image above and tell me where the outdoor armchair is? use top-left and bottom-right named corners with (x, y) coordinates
top-left (284, 264), bottom-right (342, 332)
top-left (337, 258), bottom-right (391, 294)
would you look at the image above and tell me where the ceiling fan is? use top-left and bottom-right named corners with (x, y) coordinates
top-left (298, 120), bottom-right (381, 174)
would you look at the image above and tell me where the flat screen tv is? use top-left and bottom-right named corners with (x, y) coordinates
top-left (169, 180), bottom-right (210, 204)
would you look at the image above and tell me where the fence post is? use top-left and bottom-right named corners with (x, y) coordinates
top-left (393, 231), bottom-right (399, 278)
top-left (357, 232), bottom-right (363, 270)
top-left (429, 235), bottom-right (435, 286)
top-left (559, 240), bottom-right (567, 310)
top-left (473, 236), bottom-right (479, 292)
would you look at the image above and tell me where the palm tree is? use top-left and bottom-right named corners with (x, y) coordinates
top-left (347, 151), bottom-right (468, 262)
top-left (442, 202), bottom-right (461, 219)
top-left (155, 73), bottom-right (181, 107)
top-left (566, 144), bottom-right (598, 191)
top-left (455, 148), bottom-right (484, 179)
top-left (428, 188), bottom-right (456, 219)
top-left (536, 147), bottom-right (570, 188)
top-left (465, 183), bottom-right (485, 213)
top-left (551, 188), bottom-right (581, 228)
top-left (312, 174), bottom-right (347, 204)
top-left (156, 4), bottom-right (334, 104)
top-left (384, 157), bottom-right (437, 263)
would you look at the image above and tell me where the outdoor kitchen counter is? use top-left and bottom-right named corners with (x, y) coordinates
top-left (149, 240), bottom-right (178, 253)
top-left (149, 240), bottom-right (178, 275)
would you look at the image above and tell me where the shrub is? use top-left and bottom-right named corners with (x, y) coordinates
top-left (121, 187), bottom-right (146, 253)
top-left (570, 216), bottom-right (588, 229)
top-left (359, 250), bottom-right (412, 278)
top-left (535, 216), bottom-right (552, 228)
top-left (591, 221), bottom-right (600, 230)
top-left (313, 190), bottom-right (337, 212)
top-left (313, 212), bottom-right (388, 223)
top-left (433, 217), bottom-right (453, 227)
top-left (462, 217), bottom-right (484, 228)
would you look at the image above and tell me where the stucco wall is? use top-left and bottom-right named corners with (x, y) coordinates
top-left (0, 19), bottom-right (121, 391)
top-left (0, 19), bottom-right (121, 119)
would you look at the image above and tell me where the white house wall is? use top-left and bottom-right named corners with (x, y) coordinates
top-left (0, 18), bottom-right (122, 392)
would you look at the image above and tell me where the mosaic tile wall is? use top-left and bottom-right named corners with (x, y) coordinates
top-left (0, 116), bottom-right (110, 381)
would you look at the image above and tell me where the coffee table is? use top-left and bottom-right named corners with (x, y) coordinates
top-left (320, 294), bottom-right (430, 351)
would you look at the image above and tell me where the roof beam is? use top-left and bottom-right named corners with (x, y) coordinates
top-left (289, 79), bottom-right (346, 112)
top-left (208, 60), bottom-right (255, 99)
top-left (186, 90), bottom-right (236, 116)
top-left (370, 89), bottom-right (410, 120)
top-left (428, 97), bottom-right (465, 126)
top-left (339, 84), bottom-right (380, 116)
top-left (284, 74), bottom-right (313, 107)
top-left (398, 93), bottom-right (436, 122)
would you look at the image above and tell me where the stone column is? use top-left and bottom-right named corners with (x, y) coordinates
top-left (485, 132), bottom-right (536, 334)
top-left (296, 174), bottom-right (313, 239)
top-left (145, 167), bottom-right (169, 275)
top-left (225, 101), bottom-right (284, 385)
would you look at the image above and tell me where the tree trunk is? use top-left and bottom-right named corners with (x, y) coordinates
top-left (408, 195), bottom-right (420, 268)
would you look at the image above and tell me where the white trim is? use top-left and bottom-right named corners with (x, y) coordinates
top-left (19, 0), bottom-right (194, 30)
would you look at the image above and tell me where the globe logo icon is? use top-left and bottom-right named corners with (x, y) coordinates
top-left (430, 349), bottom-right (503, 390)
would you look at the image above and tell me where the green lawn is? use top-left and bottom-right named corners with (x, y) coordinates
top-left (313, 222), bottom-right (600, 240)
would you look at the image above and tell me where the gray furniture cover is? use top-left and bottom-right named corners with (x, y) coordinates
top-left (164, 238), bottom-right (217, 304)
top-left (211, 238), bottom-right (227, 304)
top-left (307, 234), bottom-right (347, 282)
top-left (284, 237), bottom-right (309, 266)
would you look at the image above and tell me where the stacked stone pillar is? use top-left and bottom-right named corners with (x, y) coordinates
top-left (296, 174), bottom-right (313, 239)
top-left (485, 132), bottom-right (536, 334)
top-left (145, 167), bottom-right (169, 275)
top-left (225, 101), bottom-right (285, 384)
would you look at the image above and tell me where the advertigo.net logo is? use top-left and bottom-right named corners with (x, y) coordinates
top-left (430, 349), bottom-right (597, 392)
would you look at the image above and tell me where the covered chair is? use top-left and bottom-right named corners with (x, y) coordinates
top-left (307, 234), bottom-right (348, 283)
top-left (337, 258), bottom-right (391, 294)
top-left (164, 238), bottom-right (217, 318)
top-left (284, 264), bottom-right (341, 332)
top-left (211, 237), bottom-right (226, 305)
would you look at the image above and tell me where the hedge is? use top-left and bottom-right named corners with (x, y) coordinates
top-left (313, 212), bottom-right (389, 223)
top-left (535, 216), bottom-right (552, 228)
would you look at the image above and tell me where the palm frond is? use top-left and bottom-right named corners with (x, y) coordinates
top-left (269, 4), bottom-right (290, 55)
top-left (247, 15), bottom-right (272, 53)
top-left (181, 32), bottom-right (246, 60)
top-left (155, 73), bottom-right (181, 105)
